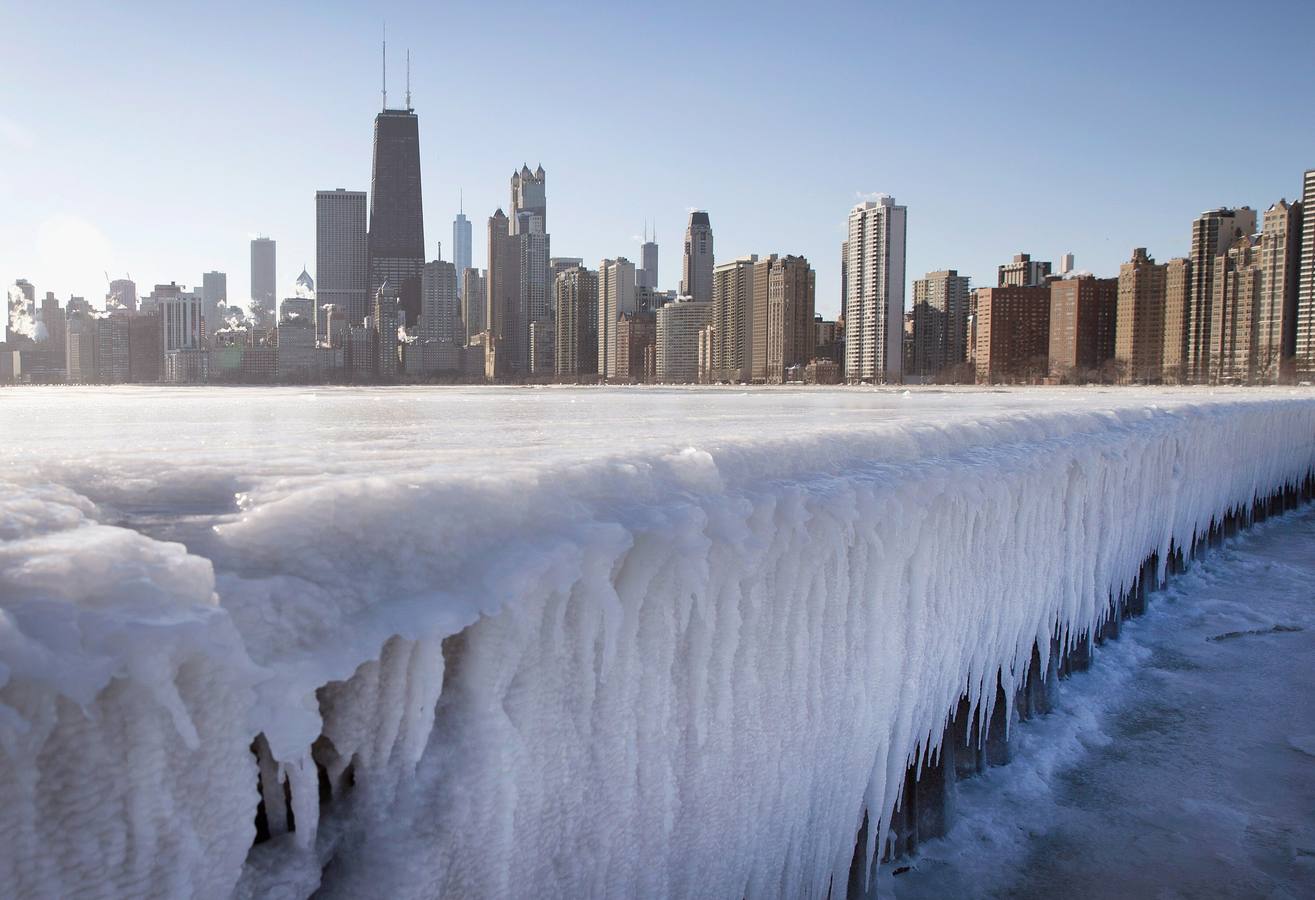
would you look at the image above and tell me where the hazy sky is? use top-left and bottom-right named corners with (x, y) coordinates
top-left (3, 0), bottom-right (1313, 318)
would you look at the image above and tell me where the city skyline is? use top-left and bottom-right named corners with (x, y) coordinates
top-left (3, 1), bottom-right (1313, 316)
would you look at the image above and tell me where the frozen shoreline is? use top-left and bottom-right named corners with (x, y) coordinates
top-left (881, 505), bottom-right (1315, 898)
top-left (2, 387), bottom-right (1314, 898)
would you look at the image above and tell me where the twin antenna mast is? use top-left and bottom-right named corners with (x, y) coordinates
top-left (381, 24), bottom-right (413, 111)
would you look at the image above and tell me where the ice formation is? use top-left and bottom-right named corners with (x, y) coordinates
top-left (2, 386), bottom-right (1314, 899)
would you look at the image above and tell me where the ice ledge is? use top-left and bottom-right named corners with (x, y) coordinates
top-left (3, 396), bottom-right (1315, 898)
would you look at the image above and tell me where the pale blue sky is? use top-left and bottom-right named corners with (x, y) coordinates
top-left (2, 0), bottom-right (1312, 317)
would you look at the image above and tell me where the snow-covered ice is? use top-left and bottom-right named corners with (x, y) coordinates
top-left (2, 385), bottom-right (1314, 899)
top-left (881, 503), bottom-right (1315, 898)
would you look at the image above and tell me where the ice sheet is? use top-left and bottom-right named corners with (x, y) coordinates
top-left (1, 385), bottom-right (1313, 898)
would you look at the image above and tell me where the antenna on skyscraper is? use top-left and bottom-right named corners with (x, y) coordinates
top-left (381, 23), bottom-right (388, 110)
top-left (459, 188), bottom-right (464, 215)
top-left (405, 49), bottom-right (412, 109)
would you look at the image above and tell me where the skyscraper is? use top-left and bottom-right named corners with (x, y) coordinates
top-left (681, 211), bottom-right (714, 303)
top-left (1188, 207), bottom-right (1256, 381)
top-left (317, 188), bottom-right (368, 331)
top-left (639, 223), bottom-right (659, 290)
top-left (656, 296), bottom-right (712, 383)
top-left (753, 255), bottom-right (815, 383)
top-left (597, 257), bottom-right (637, 379)
top-left (973, 285), bottom-right (1051, 383)
top-left (711, 255), bottom-right (758, 383)
top-left (461, 268), bottom-right (486, 343)
top-left (1294, 171), bottom-right (1315, 378)
top-left (1255, 199), bottom-right (1302, 381)
top-left (1162, 257), bottom-right (1193, 382)
top-left (201, 271), bottom-right (226, 341)
top-left (368, 104), bottom-right (425, 331)
top-left (1048, 275), bottom-right (1118, 377)
top-left (1115, 248), bottom-right (1167, 382)
top-left (371, 284), bottom-right (400, 378)
top-left (420, 260), bottom-right (458, 344)
top-left (250, 238), bottom-right (276, 327)
top-left (510, 165), bottom-right (550, 375)
top-left (844, 196), bottom-right (907, 383)
top-left (840, 241), bottom-right (849, 324)
top-left (1207, 235), bottom-right (1261, 384)
top-left (555, 266), bottom-right (599, 377)
top-left (486, 209), bottom-right (519, 378)
top-left (910, 269), bottom-right (970, 379)
top-left (453, 205), bottom-right (472, 297)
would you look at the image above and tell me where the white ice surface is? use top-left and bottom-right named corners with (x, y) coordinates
top-left (2, 385), bottom-right (1314, 898)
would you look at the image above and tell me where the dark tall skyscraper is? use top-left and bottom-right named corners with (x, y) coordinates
top-left (639, 222), bottom-right (658, 290)
top-left (681, 211), bottom-right (714, 304)
top-left (368, 106), bottom-right (425, 330)
top-left (250, 238), bottom-right (276, 328)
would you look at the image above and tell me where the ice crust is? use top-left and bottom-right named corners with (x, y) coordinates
top-left (2, 386), bottom-right (1314, 899)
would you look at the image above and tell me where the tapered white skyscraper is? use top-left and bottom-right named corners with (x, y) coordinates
top-left (844, 196), bottom-right (906, 383)
top-left (453, 200), bottom-right (472, 298)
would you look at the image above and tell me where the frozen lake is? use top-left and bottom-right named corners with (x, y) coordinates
top-left (883, 505), bottom-right (1315, 898)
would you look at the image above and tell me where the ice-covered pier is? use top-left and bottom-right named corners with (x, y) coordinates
top-left (2, 386), bottom-right (1314, 899)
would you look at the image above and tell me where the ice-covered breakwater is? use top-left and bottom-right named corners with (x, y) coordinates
top-left (2, 387), bottom-right (1314, 899)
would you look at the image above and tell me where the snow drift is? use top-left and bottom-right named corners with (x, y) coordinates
top-left (1, 387), bottom-right (1314, 899)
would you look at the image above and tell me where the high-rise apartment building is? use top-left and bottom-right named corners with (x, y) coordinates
top-left (973, 285), bottom-right (1051, 382)
top-left (250, 238), bottom-right (276, 327)
top-left (317, 188), bottom-right (369, 332)
top-left (367, 106), bottom-right (425, 330)
top-left (554, 266), bottom-right (598, 378)
top-left (453, 208), bottom-right (472, 297)
top-left (1188, 206), bottom-right (1256, 381)
top-left (1059, 252), bottom-right (1075, 276)
top-left (844, 196), bottom-right (906, 383)
top-left (1207, 235), bottom-right (1261, 383)
top-left (998, 253), bottom-right (1052, 288)
top-left (1048, 275), bottom-right (1117, 376)
top-left (681, 211), bottom-right (714, 303)
top-left (748, 255), bottom-right (815, 383)
top-left (597, 257), bottom-right (637, 379)
top-left (1115, 248), bottom-right (1167, 382)
top-left (1298, 170), bottom-right (1315, 377)
top-left (1161, 257), bottom-right (1193, 382)
top-left (614, 312), bottom-right (655, 382)
top-left (710, 255), bottom-right (757, 382)
top-left (656, 296), bottom-right (712, 383)
top-left (1255, 199), bottom-right (1303, 381)
top-left (909, 269), bottom-right (970, 379)
top-left (840, 240), bottom-right (849, 324)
